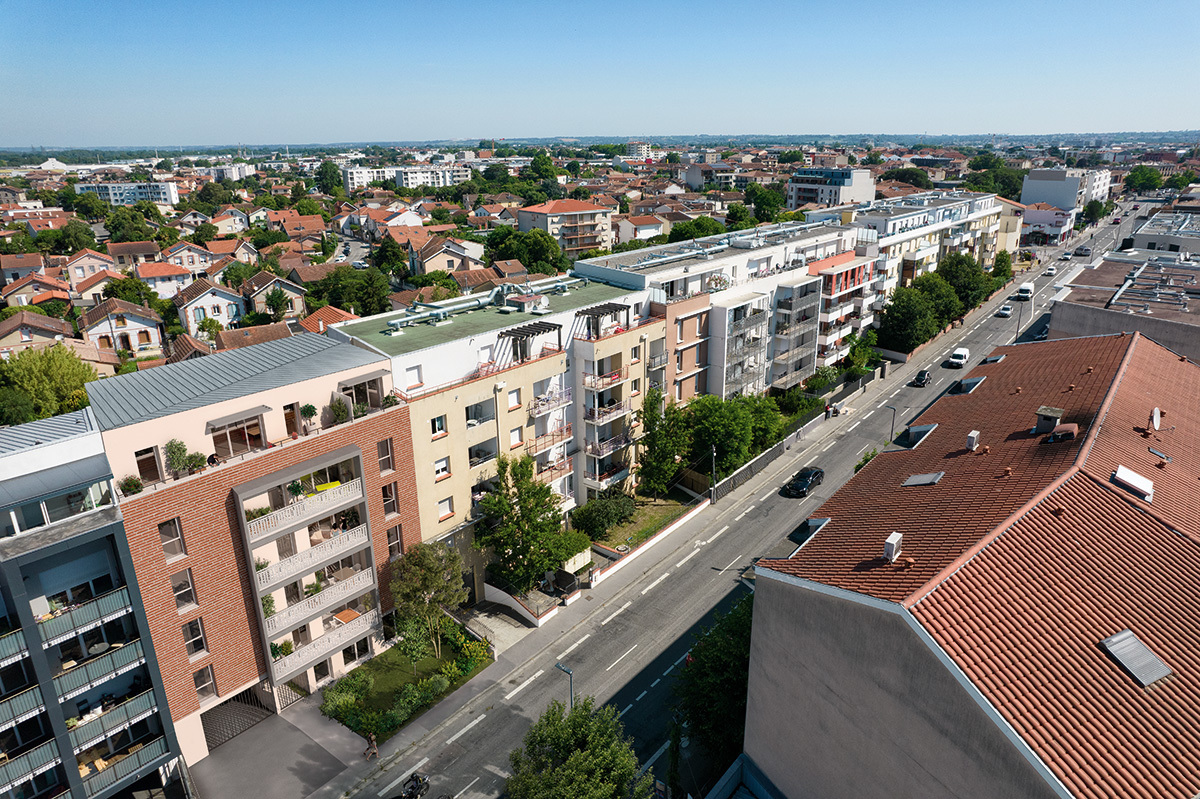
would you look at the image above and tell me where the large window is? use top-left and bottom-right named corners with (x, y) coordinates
top-left (341, 377), bottom-right (382, 409)
top-left (193, 666), bottom-right (216, 701)
top-left (182, 618), bottom-right (207, 657)
top-left (3, 481), bottom-right (113, 538)
top-left (159, 518), bottom-right (186, 561)
top-left (211, 415), bottom-right (264, 459)
top-left (382, 483), bottom-right (398, 516)
top-left (135, 447), bottom-right (161, 484)
top-left (430, 415), bottom-right (446, 437)
top-left (377, 439), bottom-right (394, 473)
top-left (171, 569), bottom-right (196, 610)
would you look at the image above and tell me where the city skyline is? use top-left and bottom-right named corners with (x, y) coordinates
top-left (3, 0), bottom-right (1198, 147)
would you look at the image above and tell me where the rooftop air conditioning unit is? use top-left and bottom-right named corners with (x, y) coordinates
top-left (883, 532), bottom-right (903, 563)
top-left (967, 430), bottom-right (981, 451)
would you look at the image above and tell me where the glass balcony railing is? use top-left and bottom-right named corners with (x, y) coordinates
top-left (0, 684), bottom-right (44, 734)
top-left (81, 735), bottom-right (168, 797)
top-left (54, 640), bottom-right (144, 702)
top-left (69, 689), bottom-right (157, 753)
top-left (38, 587), bottom-right (132, 647)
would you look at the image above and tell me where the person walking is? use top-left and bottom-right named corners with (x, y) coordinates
top-left (363, 732), bottom-right (378, 761)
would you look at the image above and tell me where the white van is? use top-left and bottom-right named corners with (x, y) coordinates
top-left (949, 347), bottom-right (969, 368)
top-left (1016, 282), bottom-right (1035, 300)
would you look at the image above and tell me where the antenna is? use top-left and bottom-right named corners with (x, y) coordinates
top-left (1151, 407), bottom-right (1160, 431)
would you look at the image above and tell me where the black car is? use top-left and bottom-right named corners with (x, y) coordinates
top-left (913, 369), bottom-right (932, 387)
top-left (783, 467), bottom-right (824, 498)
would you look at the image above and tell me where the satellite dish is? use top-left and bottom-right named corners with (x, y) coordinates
top-left (1152, 407), bottom-right (1161, 431)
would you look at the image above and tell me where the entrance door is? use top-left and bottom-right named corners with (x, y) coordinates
top-left (283, 403), bottom-right (299, 437)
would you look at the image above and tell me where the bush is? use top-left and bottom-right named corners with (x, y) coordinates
top-left (118, 475), bottom-right (143, 495)
top-left (570, 488), bottom-right (636, 540)
top-left (329, 398), bottom-right (349, 424)
top-left (261, 595), bottom-right (275, 618)
top-left (381, 394), bottom-right (399, 408)
top-left (777, 390), bottom-right (822, 418)
top-left (353, 402), bottom-right (370, 419)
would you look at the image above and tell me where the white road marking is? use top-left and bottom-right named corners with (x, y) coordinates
top-left (862, 410), bottom-right (874, 420)
top-left (601, 602), bottom-right (632, 625)
top-left (619, 703), bottom-right (633, 717)
top-left (504, 670), bottom-right (544, 701)
top-left (847, 421), bottom-right (861, 431)
top-left (663, 664), bottom-right (675, 676)
top-left (821, 441), bottom-right (835, 452)
top-left (675, 548), bottom-right (701, 568)
top-left (856, 443), bottom-right (873, 455)
top-left (760, 491), bottom-right (773, 502)
top-left (446, 714), bottom-right (487, 744)
top-left (721, 555), bottom-right (740, 572)
top-left (557, 634), bottom-right (590, 660)
top-left (607, 644), bottom-right (638, 671)
top-left (640, 740), bottom-right (671, 776)
top-left (636, 690), bottom-right (648, 701)
top-left (454, 777), bottom-right (481, 799)
top-left (877, 400), bottom-right (888, 408)
top-left (641, 572), bottom-right (670, 595)
top-left (675, 652), bottom-right (689, 666)
top-left (379, 757), bottom-right (430, 797)
top-left (706, 525), bottom-right (729, 545)
top-left (651, 678), bottom-right (661, 688)
top-left (734, 505), bottom-right (754, 521)
top-left (803, 457), bottom-right (816, 467)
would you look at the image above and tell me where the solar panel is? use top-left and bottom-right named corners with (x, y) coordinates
top-left (1100, 629), bottom-right (1172, 687)
top-left (902, 471), bottom-right (945, 487)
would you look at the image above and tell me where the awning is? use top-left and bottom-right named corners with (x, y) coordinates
top-left (499, 321), bottom-right (562, 339)
top-left (205, 405), bottom-right (271, 433)
top-left (0, 454), bottom-right (111, 507)
top-left (337, 368), bottom-right (389, 388)
top-left (575, 302), bottom-right (629, 318)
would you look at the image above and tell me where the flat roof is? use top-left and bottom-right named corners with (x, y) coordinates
top-left (1134, 211), bottom-right (1200, 238)
top-left (0, 408), bottom-right (96, 455)
top-left (1060, 255), bottom-right (1200, 325)
top-left (336, 281), bottom-right (634, 358)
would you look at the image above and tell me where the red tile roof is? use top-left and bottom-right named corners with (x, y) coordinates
top-left (298, 304), bottom-right (358, 334)
top-left (135, 261), bottom-right (191, 278)
top-left (0, 272), bottom-right (69, 297)
top-left (215, 322), bottom-right (292, 351)
top-left (76, 269), bottom-right (123, 293)
top-left (80, 297), bottom-right (163, 328)
top-left (519, 199), bottom-right (609, 214)
top-left (66, 248), bottom-right (113, 265)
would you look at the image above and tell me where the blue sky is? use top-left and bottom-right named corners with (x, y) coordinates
top-left (2, 0), bottom-right (1197, 147)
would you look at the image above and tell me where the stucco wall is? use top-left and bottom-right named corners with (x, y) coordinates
top-left (1049, 300), bottom-right (1197, 361)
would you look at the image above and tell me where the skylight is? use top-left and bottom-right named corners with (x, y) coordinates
top-left (1100, 630), bottom-right (1172, 687)
top-left (981, 354), bottom-right (1006, 365)
top-left (956, 376), bottom-right (986, 394)
top-left (902, 471), bottom-right (945, 487)
top-left (904, 423), bottom-right (938, 449)
top-left (1112, 465), bottom-right (1154, 502)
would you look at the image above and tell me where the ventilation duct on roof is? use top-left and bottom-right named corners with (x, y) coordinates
top-left (1035, 405), bottom-right (1064, 434)
top-left (1112, 465), bottom-right (1154, 502)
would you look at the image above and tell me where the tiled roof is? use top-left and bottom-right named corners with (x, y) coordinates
top-left (288, 262), bottom-right (339, 284)
top-left (626, 215), bottom-right (663, 226)
top-left (520, 199), bottom-right (609, 214)
top-left (0, 252), bottom-right (45, 271)
top-left (215, 322), bottom-right (292, 351)
top-left (135, 261), bottom-right (190, 278)
top-left (30, 290), bottom-right (71, 305)
top-left (172, 277), bottom-right (239, 307)
top-left (166, 333), bottom-right (211, 363)
top-left (105, 240), bottom-right (160, 256)
top-left (243, 271), bottom-right (304, 296)
top-left (0, 273), bottom-right (69, 297)
top-left (80, 297), bottom-right (163, 328)
top-left (204, 238), bottom-right (253, 255)
top-left (298, 304), bottom-right (358, 334)
top-left (0, 310), bottom-right (72, 340)
top-left (66, 248), bottom-right (113, 265)
top-left (76, 269), bottom-right (123, 293)
top-left (492, 259), bottom-right (526, 276)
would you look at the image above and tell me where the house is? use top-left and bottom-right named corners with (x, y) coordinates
top-left (0, 273), bottom-right (71, 307)
top-left (517, 198), bottom-right (614, 259)
top-left (298, 304), bottom-right (358, 335)
top-left (209, 213), bottom-right (246, 236)
top-left (0, 185), bottom-right (26, 204)
top-left (163, 240), bottom-right (218, 275)
top-left (0, 310), bottom-right (73, 353)
top-left (492, 259), bottom-right (528, 278)
top-left (0, 251), bottom-right (46, 285)
top-left (215, 322), bottom-right (292, 351)
top-left (241, 271), bottom-right (307, 319)
top-left (286, 262), bottom-right (340, 286)
top-left (616, 214), bottom-right (666, 244)
top-left (134, 261), bottom-right (192, 299)
top-left (176, 209), bottom-right (210, 227)
top-left (485, 191), bottom-right (524, 208)
top-left (64, 248), bottom-right (114, 289)
top-left (165, 333), bottom-right (211, 364)
top-left (106, 240), bottom-right (160, 267)
top-left (410, 236), bottom-right (486, 275)
top-left (74, 268), bottom-right (124, 308)
top-left (203, 237), bottom-right (258, 264)
top-left (79, 297), bottom-right (164, 354)
top-left (204, 255), bottom-right (240, 285)
top-left (172, 277), bottom-right (245, 337)
top-left (25, 217), bottom-right (72, 238)
top-left (388, 286), bottom-right (451, 310)
top-left (264, 208), bottom-right (300, 231)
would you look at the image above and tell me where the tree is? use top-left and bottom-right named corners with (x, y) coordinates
top-left (961, 166), bottom-right (1027, 201)
top-left (103, 276), bottom-right (158, 308)
top-left (197, 317), bottom-right (223, 339)
top-left (293, 198), bottom-right (323, 217)
top-left (725, 203), bottom-right (754, 228)
top-left (264, 286), bottom-right (289, 322)
top-left (744, 182), bottom-right (784, 223)
top-left (316, 161), bottom-right (341, 195)
top-left (876, 285), bottom-right (940, 353)
top-left (221, 261), bottom-right (256, 290)
top-left (565, 161), bottom-right (581, 176)
top-left (864, 150), bottom-right (884, 165)
top-left (569, 488), bottom-right (635, 541)
top-left (476, 455), bottom-right (588, 594)
top-left (0, 387), bottom-right (36, 426)
top-left (1082, 199), bottom-right (1105, 225)
top-left (0, 345), bottom-right (97, 419)
top-left (393, 615), bottom-right (431, 676)
top-left (968, 152), bottom-right (1005, 171)
top-left (936, 252), bottom-right (990, 310)
top-left (132, 201), bottom-right (165, 224)
top-left (355, 267), bottom-right (391, 316)
top-left (73, 191), bottom-right (108, 221)
top-left (881, 167), bottom-right (933, 189)
top-left (196, 181), bottom-right (232, 207)
top-left (154, 227), bottom-right (180, 248)
top-left (734, 394), bottom-right (783, 452)
top-left (1124, 165), bottom-right (1163, 193)
top-left (993, 249), bottom-right (1013, 285)
top-left (372, 235), bottom-right (409, 279)
top-left (666, 151), bottom-right (681, 164)
top-left (911, 272), bottom-right (963, 326)
top-left (390, 541), bottom-right (468, 660)
top-left (105, 207), bottom-right (153, 243)
top-left (635, 387), bottom-right (690, 497)
top-left (191, 222), bottom-right (218, 245)
top-left (486, 227), bottom-right (568, 274)
top-left (250, 227), bottom-right (289, 250)
top-left (290, 181), bottom-right (308, 203)
top-left (674, 593), bottom-right (753, 764)
top-left (846, 154), bottom-right (858, 165)
top-left (155, 159), bottom-right (174, 172)
top-left (0, 305), bottom-right (46, 321)
top-left (528, 152), bottom-right (557, 181)
top-left (1165, 170), bottom-right (1196, 191)
top-left (667, 216), bottom-right (724, 242)
top-left (483, 164), bottom-right (510, 184)
top-left (507, 697), bottom-right (652, 799)
top-left (687, 395), bottom-right (752, 478)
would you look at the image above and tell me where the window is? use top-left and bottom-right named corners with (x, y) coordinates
top-left (434, 457), bottom-right (450, 480)
top-left (437, 497), bottom-right (454, 520)
top-left (114, 314), bottom-right (126, 328)
top-left (509, 426), bottom-right (523, 448)
top-left (676, 320), bottom-right (684, 342)
top-left (631, 378), bottom-right (641, 395)
top-left (159, 518), bottom-right (186, 561)
top-left (382, 482), bottom-right (398, 516)
top-left (631, 345), bottom-right (640, 362)
top-left (137, 330), bottom-right (151, 345)
top-left (193, 666), bottom-right (216, 701)
top-left (193, 307), bottom-right (206, 324)
top-left (342, 637), bottom-right (370, 666)
top-left (430, 415), bottom-right (446, 438)
top-left (211, 416), bottom-right (264, 458)
top-left (182, 618), bottom-right (207, 657)
top-left (227, 303), bottom-right (239, 318)
top-left (406, 364), bottom-right (423, 389)
top-left (387, 525), bottom-right (403, 560)
top-left (377, 439), bottom-right (394, 473)
top-left (507, 388), bottom-right (520, 410)
top-left (171, 569), bottom-right (196, 610)
top-left (676, 351), bottom-right (684, 370)
top-left (211, 304), bottom-right (221, 316)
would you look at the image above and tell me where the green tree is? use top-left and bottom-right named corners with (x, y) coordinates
top-left (0, 387), bottom-right (36, 426)
top-left (1123, 165), bottom-right (1163, 193)
top-left (529, 152), bottom-right (557, 181)
top-left (675, 593), bottom-right (753, 764)
top-left (667, 216), bottom-right (725, 242)
top-left (483, 164), bottom-right (510, 184)
top-left (316, 160), bottom-right (342, 195)
top-left (373, 235), bottom-right (409, 279)
top-left (745, 182), bottom-right (784, 223)
top-left (393, 616), bottom-right (431, 676)
top-left (565, 160), bottom-right (581, 176)
top-left (881, 167), bottom-right (933, 189)
top-left (196, 181), bottom-right (232, 207)
top-left (507, 697), bottom-right (652, 799)
top-left (969, 152), bottom-right (1005, 171)
top-left (992, 249), bottom-right (1013, 285)
top-left (191, 222), bottom-right (218, 245)
top-left (290, 181), bottom-right (308, 203)
top-left (911, 272), bottom-right (963, 326)
top-left (73, 191), bottom-right (108, 221)
top-left (635, 387), bottom-right (690, 497)
top-left (155, 159), bottom-right (174, 171)
top-left (876, 285), bottom-right (940, 353)
top-left (389, 541), bottom-right (468, 660)
top-left (102, 276), bottom-right (157, 308)
top-left (58, 219), bottom-right (97, 253)
top-left (105, 207), bottom-right (153, 243)
top-left (154, 226), bottom-right (180, 248)
top-left (687, 395), bottom-right (752, 478)
top-left (293, 198), bottom-right (323, 217)
top-left (725, 203), bottom-right (754, 228)
top-left (221, 261), bottom-right (256, 290)
top-left (486, 227), bottom-right (568, 273)
top-left (355, 267), bottom-right (391, 316)
top-left (132, 201), bottom-right (165, 223)
top-left (1082, 199), bottom-right (1105, 225)
top-left (936, 251), bottom-right (990, 310)
top-left (666, 151), bottom-right (681, 164)
top-left (0, 306), bottom-right (47, 321)
top-left (734, 393), bottom-right (784, 452)
top-left (197, 317), bottom-right (223, 339)
top-left (569, 488), bottom-right (635, 541)
top-left (476, 455), bottom-right (587, 594)
top-left (250, 227), bottom-right (289, 250)
top-left (1165, 170), bottom-right (1196, 191)
top-left (264, 286), bottom-right (289, 322)
top-left (0, 345), bottom-right (97, 419)
top-left (864, 150), bottom-right (884, 165)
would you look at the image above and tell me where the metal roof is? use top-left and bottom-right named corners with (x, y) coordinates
top-left (85, 334), bottom-right (387, 431)
top-left (0, 409), bottom-right (97, 455)
top-left (1100, 629), bottom-right (1172, 687)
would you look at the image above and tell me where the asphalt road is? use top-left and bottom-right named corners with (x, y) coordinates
top-left (349, 199), bottom-right (1141, 799)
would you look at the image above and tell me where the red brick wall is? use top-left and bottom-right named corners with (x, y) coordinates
top-left (118, 404), bottom-right (421, 722)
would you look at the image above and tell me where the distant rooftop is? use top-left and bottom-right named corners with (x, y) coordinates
top-left (1061, 252), bottom-right (1200, 325)
top-left (1134, 211), bottom-right (1200, 239)
top-left (0, 408), bottom-right (97, 456)
top-left (86, 334), bottom-right (386, 430)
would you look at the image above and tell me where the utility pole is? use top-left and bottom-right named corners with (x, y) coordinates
top-left (711, 443), bottom-right (717, 503)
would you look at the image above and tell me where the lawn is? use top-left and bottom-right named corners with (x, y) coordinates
top-left (357, 647), bottom-right (457, 712)
top-left (597, 488), bottom-right (695, 550)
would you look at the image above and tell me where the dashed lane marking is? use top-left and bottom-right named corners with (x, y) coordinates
top-left (504, 671), bottom-right (544, 701)
top-left (446, 714), bottom-right (487, 744)
top-left (607, 644), bottom-right (638, 671)
top-left (557, 634), bottom-right (590, 660)
top-left (378, 757), bottom-right (430, 797)
top-left (601, 602), bottom-right (632, 625)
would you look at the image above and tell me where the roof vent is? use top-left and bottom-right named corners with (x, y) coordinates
top-left (1035, 405), bottom-right (1064, 434)
top-left (966, 430), bottom-right (980, 451)
top-left (883, 532), bottom-right (902, 563)
top-left (1100, 629), bottom-right (1172, 687)
top-left (1112, 465), bottom-right (1154, 502)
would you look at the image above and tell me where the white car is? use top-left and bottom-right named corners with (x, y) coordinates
top-left (1045, 266), bottom-right (1058, 276)
top-left (335, 254), bottom-right (347, 262)
top-left (997, 305), bottom-right (1013, 318)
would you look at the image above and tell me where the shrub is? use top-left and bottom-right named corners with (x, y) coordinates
top-left (570, 488), bottom-right (636, 540)
top-left (118, 475), bottom-right (143, 495)
top-left (164, 439), bottom-right (188, 475)
top-left (354, 402), bottom-right (370, 419)
top-left (381, 395), bottom-right (399, 408)
top-left (855, 448), bottom-right (878, 473)
top-left (278, 640), bottom-right (294, 657)
top-left (329, 398), bottom-right (350, 424)
top-left (186, 452), bottom-right (207, 472)
top-left (254, 557), bottom-right (270, 571)
top-left (261, 595), bottom-right (275, 618)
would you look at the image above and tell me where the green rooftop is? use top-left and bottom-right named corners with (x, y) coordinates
top-left (336, 281), bottom-right (635, 357)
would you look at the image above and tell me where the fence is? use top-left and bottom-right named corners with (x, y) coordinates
top-left (711, 438), bottom-right (789, 503)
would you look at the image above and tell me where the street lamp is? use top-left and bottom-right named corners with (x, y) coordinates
top-left (554, 662), bottom-right (574, 710)
top-left (884, 405), bottom-right (897, 442)
top-left (711, 444), bottom-right (718, 503)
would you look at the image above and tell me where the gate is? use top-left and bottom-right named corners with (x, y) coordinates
top-left (200, 682), bottom-right (274, 750)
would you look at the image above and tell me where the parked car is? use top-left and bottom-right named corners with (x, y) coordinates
top-left (1112, 217), bottom-right (1121, 224)
top-left (997, 304), bottom-right (1013, 318)
top-left (335, 254), bottom-right (346, 262)
top-left (783, 467), bottom-right (824, 498)
top-left (352, 260), bottom-right (368, 269)
top-left (1045, 266), bottom-right (1058, 276)
top-left (913, 369), bottom-right (932, 387)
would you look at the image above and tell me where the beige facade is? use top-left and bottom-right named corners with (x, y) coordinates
top-left (518, 200), bottom-right (614, 259)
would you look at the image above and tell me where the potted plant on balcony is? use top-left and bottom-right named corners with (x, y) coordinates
top-left (186, 452), bottom-right (207, 474)
top-left (164, 439), bottom-right (189, 479)
top-left (329, 398), bottom-right (350, 426)
top-left (381, 394), bottom-right (399, 409)
top-left (261, 595), bottom-right (275, 618)
top-left (353, 402), bottom-right (370, 420)
top-left (300, 404), bottom-right (317, 435)
top-left (304, 576), bottom-right (324, 597)
top-left (287, 480), bottom-right (305, 504)
top-left (118, 475), bottom-right (143, 496)
top-left (278, 640), bottom-right (294, 657)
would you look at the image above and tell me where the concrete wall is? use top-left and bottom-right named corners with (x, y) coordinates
top-left (744, 572), bottom-right (1062, 799)
top-left (1049, 299), bottom-right (1198, 360)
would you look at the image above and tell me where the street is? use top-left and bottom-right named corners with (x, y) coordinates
top-left (346, 199), bottom-right (1140, 799)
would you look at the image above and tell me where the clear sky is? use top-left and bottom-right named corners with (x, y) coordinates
top-left (2, 0), bottom-right (1197, 147)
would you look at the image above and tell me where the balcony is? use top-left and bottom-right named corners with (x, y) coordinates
top-left (80, 735), bottom-right (168, 797)
top-left (256, 525), bottom-right (370, 592)
top-left (582, 366), bottom-right (629, 391)
top-left (0, 685), bottom-right (44, 735)
top-left (69, 689), bottom-right (156, 754)
top-left (270, 608), bottom-right (380, 683)
top-left (584, 401), bottom-right (631, 426)
top-left (818, 303), bottom-right (853, 324)
top-left (647, 352), bottom-right (668, 369)
top-left (583, 462), bottom-right (629, 489)
top-left (54, 640), bottom-right (145, 703)
top-left (853, 292), bottom-right (877, 309)
top-left (0, 739), bottom-right (60, 795)
top-left (0, 629), bottom-right (28, 667)
top-left (526, 424), bottom-right (572, 456)
top-left (246, 478), bottom-right (364, 543)
top-left (527, 387), bottom-right (572, 417)
top-left (533, 459), bottom-right (573, 484)
top-left (38, 587), bottom-right (132, 648)
top-left (469, 441), bottom-right (498, 469)
top-left (903, 243), bottom-right (939, 263)
top-left (263, 568), bottom-right (374, 636)
top-left (586, 432), bottom-right (632, 458)
top-left (856, 313), bottom-right (875, 328)
top-left (729, 310), bottom-right (766, 334)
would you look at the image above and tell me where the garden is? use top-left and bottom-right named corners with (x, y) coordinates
top-left (573, 487), bottom-right (696, 551)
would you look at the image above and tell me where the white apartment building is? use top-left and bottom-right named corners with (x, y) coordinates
top-left (626, 141), bottom-right (651, 159)
top-left (197, 163), bottom-right (256, 181)
top-left (340, 165), bottom-right (471, 192)
top-left (786, 168), bottom-right (875, 208)
top-left (1019, 167), bottom-right (1111, 212)
top-left (75, 181), bottom-right (180, 206)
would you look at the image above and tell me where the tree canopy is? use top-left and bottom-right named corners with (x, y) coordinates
top-left (0, 345), bottom-right (97, 419)
top-left (390, 541), bottom-right (468, 660)
top-left (104, 207), bottom-right (153, 243)
top-left (1124, 165), bottom-right (1164, 193)
top-left (910, 272), bottom-right (963, 327)
top-left (634, 387), bottom-right (690, 497)
top-left (316, 160), bottom-right (342, 195)
top-left (881, 167), bottom-right (933, 189)
top-left (485, 227), bottom-right (568, 274)
top-left (876, 285), bottom-right (941, 353)
top-left (687, 394), bottom-right (753, 479)
top-left (667, 216), bottom-right (725, 242)
top-left (936, 252), bottom-right (991, 310)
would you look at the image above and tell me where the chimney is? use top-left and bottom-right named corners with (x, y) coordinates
top-left (319, 319), bottom-right (325, 333)
top-left (1035, 405), bottom-right (1064, 434)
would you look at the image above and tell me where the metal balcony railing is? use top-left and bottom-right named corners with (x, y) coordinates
top-left (533, 459), bottom-right (573, 484)
top-left (0, 684), bottom-right (43, 735)
top-left (584, 401), bottom-right (631, 425)
top-left (81, 736), bottom-right (168, 796)
top-left (264, 569), bottom-right (374, 636)
top-left (582, 366), bottom-right (629, 390)
top-left (0, 629), bottom-right (28, 666)
top-left (246, 479), bottom-right (363, 542)
top-left (526, 424), bottom-right (572, 456)
top-left (270, 609), bottom-right (380, 683)
top-left (584, 462), bottom-right (629, 485)
top-left (647, 352), bottom-right (668, 369)
top-left (0, 739), bottom-right (60, 794)
top-left (527, 388), bottom-right (572, 417)
top-left (256, 525), bottom-right (370, 592)
top-left (729, 310), bottom-right (766, 333)
top-left (38, 587), bottom-right (132, 648)
top-left (586, 433), bottom-right (632, 458)
top-left (54, 640), bottom-right (145, 702)
top-left (69, 689), bottom-right (156, 753)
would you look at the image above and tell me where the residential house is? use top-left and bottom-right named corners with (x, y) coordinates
top-left (209, 214), bottom-right (246, 236)
top-left (298, 304), bottom-right (358, 335)
top-left (165, 333), bottom-right (211, 364)
top-left (241, 272), bottom-right (306, 319)
top-left (80, 297), bottom-right (164, 354)
top-left (106, 240), bottom-right (161, 268)
top-left (75, 268), bottom-right (124, 308)
top-left (517, 199), bottom-right (614, 259)
top-left (64, 248), bottom-right (114, 290)
top-left (0, 310), bottom-right (73, 354)
top-left (1022, 202), bottom-right (1076, 246)
top-left (0, 185), bottom-right (26, 203)
top-left (135, 261), bottom-right (192, 299)
top-left (387, 286), bottom-right (451, 310)
top-left (204, 255), bottom-right (240, 285)
top-left (484, 191), bottom-right (524, 208)
top-left (214, 322), bottom-right (292, 351)
top-left (163, 241), bottom-right (218, 276)
top-left (177, 210), bottom-right (211, 227)
top-left (287, 262), bottom-right (339, 287)
top-left (615, 215), bottom-right (666, 244)
top-left (203, 237), bottom-right (259, 264)
top-left (996, 197), bottom-right (1025, 254)
top-left (172, 277), bottom-right (245, 338)
top-left (0, 273), bottom-right (71, 307)
top-left (264, 209), bottom-right (300, 232)
top-left (0, 251), bottom-right (46, 285)
top-left (410, 237), bottom-right (486, 275)
top-left (492, 259), bottom-right (528, 279)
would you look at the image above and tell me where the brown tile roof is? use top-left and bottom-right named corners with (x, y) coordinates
top-left (66, 248), bottom-right (113, 265)
top-left (492, 259), bottom-right (527, 276)
top-left (242, 271), bottom-right (304, 296)
top-left (80, 297), bottom-right (163, 328)
top-left (76, 269), bottom-right (124, 293)
top-left (135, 358), bottom-right (166, 370)
top-left (205, 256), bottom-right (239, 278)
top-left (135, 261), bottom-right (190, 278)
top-left (288, 262), bottom-right (340, 284)
top-left (298, 304), bottom-right (358, 334)
top-left (1026, 202), bottom-right (1060, 211)
top-left (450, 268), bottom-right (501, 290)
top-left (173, 276), bottom-right (239, 307)
top-left (0, 252), bottom-right (45, 272)
top-left (520, 199), bottom-right (609, 214)
top-left (215, 322), bottom-right (292, 351)
top-left (0, 311), bottom-right (73, 340)
top-left (203, 238), bottom-right (251, 255)
top-left (0, 272), bottom-right (69, 298)
top-left (105, 240), bottom-right (160, 257)
top-left (626, 215), bottom-right (663, 226)
top-left (166, 333), bottom-right (211, 363)
top-left (31, 290), bottom-right (71, 305)
top-left (389, 286), bottom-right (445, 307)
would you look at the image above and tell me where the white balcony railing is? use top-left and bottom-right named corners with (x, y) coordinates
top-left (247, 479), bottom-right (363, 542)
top-left (264, 568), bottom-right (374, 636)
top-left (270, 608), bottom-right (380, 683)
top-left (528, 388), bottom-right (572, 417)
top-left (256, 525), bottom-right (370, 591)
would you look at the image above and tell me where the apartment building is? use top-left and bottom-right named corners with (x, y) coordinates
top-left (517, 200), bottom-right (614, 259)
top-left (0, 410), bottom-right (186, 798)
top-left (74, 183), bottom-right (180, 207)
top-left (1021, 202), bottom-right (1076, 246)
top-left (196, 164), bottom-right (254, 182)
top-left (339, 166), bottom-right (471, 193)
top-left (996, 197), bottom-right (1024, 254)
top-left (625, 142), bottom-right (651, 160)
top-left (84, 335), bottom-right (420, 765)
top-left (1019, 167), bottom-right (1111, 212)
top-left (785, 168), bottom-right (875, 208)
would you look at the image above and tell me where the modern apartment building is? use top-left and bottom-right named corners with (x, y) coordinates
top-left (625, 142), bottom-right (651, 160)
top-left (785, 168), bottom-right (875, 208)
top-left (1019, 167), bottom-right (1111, 212)
top-left (0, 410), bottom-right (186, 798)
top-left (339, 166), bottom-right (470, 193)
top-left (74, 183), bottom-right (180, 207)
top-left (84, 335), bottom-right (420, 766)
top-left (196, 164), bottom-right (254, 182)
top-left (517, 200), bottom-right (614, 259)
